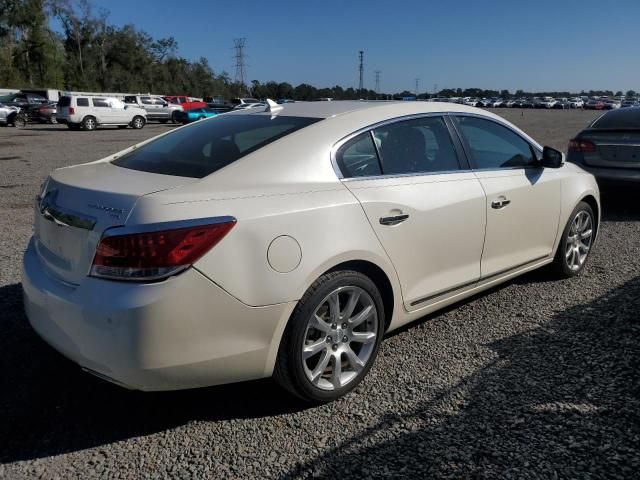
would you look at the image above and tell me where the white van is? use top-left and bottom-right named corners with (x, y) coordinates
top-left (57, 95), bottom-right (147, 131)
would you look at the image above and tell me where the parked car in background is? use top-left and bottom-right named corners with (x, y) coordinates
top-left (23, 101), bottom-right (599, 403)
top-left (552, 98), bottom-right (571, 109)
top-left (32, 102), bottom-right (58, 124)
top-left (233, 102), bottom-right (267, 110)
top-left (492, 98), bottom-right (504, 107)
top-left (231, 97), bottom-right (261, 107)
top-left (124, 95), bottom-right (183, 123)
top-left (505, 99), bottom-right (518, 108)
top-left (0, 102), bottom-right (19, 126)
top-left (569, 98), bottom-right (585, 108)
top-left (539, 98), bottom-right (558, 108)
top-left (602, 99), bottom-right (621, 110)
top-left (568, 107), bottom-right (640, 187)
top-left (585, 99), bottom-right (606, 110)
top-left (57, 95), bottom-right (147, 131)
top-left (175, 107), bottom-right (219, 124)
top-left (621, 99), bottom-right (640, 108)
top-left (162, 95), bottom-right (207, 111)
top-left (0, 92), bottom-right (49, 109)
top-left (463, 97), bottom-right (480, 107)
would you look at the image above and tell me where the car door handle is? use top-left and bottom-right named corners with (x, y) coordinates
top-left (379, 214), bottom-right (410, 226)
top-left (491, 197), bottom-right (511, 209)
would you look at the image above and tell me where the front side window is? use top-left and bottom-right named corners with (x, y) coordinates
top-left (113, 115), bottom-right (320, 178)
top-left (141, 97), bottom-right (153, 104)
top-left (455, 116), bottom-right (537, 169)
top-left (336, 132), bottom-right (381, 178)
top-left (373, 116), bottom-right (460, 175)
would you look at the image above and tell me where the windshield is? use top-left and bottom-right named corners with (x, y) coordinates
top-left (112, 114), bottom-right (321, 178)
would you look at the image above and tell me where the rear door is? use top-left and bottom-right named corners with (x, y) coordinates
top-left (339, 115), bottom-right (486, 310)
top-left (91, 97), bottom-right (114, 123)
top-left (451, 115), bottom-right (561, 277)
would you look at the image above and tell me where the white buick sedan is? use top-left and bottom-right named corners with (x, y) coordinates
top-left (23, 101), bottom-right (599, 403)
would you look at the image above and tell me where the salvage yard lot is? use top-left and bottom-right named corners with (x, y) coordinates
top-left (1, 109), bottom-right (638, 478)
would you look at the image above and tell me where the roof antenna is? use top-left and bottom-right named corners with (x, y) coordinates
top-left (264, 98), bottom-right (283, 117)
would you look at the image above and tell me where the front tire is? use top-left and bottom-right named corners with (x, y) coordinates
top-left (131, 116), bottom-right (145, 129)
top-left (274, 270), bottom-right (384, 404)
top-left (551, 201), bottom-right (595, 278)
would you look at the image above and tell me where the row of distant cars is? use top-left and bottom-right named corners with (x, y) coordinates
top-left (0, 90), bottom-right (270, 131)
top-left (431, 96), bottom-right (640, 110)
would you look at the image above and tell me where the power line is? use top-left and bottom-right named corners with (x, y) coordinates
top-left (233, 38), bottom-right (247, 87)
top-left (374, 70), bottom-right (381, 93)
top-left (358, 50), bottom-right (364, 93)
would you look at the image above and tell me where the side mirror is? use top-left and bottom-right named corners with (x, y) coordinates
top-left (541, 146), bottom-right (565, 168)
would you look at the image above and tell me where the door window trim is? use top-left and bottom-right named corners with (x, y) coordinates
top-left (331, 113), bottom-right (470, 181)
top-left (448, 113), bottom-right (543, 172)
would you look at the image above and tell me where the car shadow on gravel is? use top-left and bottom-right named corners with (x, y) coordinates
top-left (601, 190), bottom-right (640, 222)
top-left (0, 283), bottom-right (306, 463)
top-left (284, 276), bottom-right (640, 479)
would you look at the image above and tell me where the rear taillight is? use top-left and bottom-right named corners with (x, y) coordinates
top-left (90, 220), bottom-right (236, 281)
top-left (568, 139), bottom-right (595, 152)
top-left (69, 107), bottom-right (75, 114)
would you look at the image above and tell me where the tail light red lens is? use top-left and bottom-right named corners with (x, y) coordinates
top-left (69, 107), bottom-right (75, 114)
top-left (568, 139), bottom-right (596, 152)
top-left (90, 220), bottom-right (236, 281)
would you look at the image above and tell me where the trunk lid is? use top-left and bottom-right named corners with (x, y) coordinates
top-left (583, 130), bottom-right (640, 169)
top-left (34, 161), bottom-right (195, 285)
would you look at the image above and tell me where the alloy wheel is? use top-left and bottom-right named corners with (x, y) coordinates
top-left (302, 286), bottom-right (378, 391)
top-left (565, 210), bottom-right (593, 271)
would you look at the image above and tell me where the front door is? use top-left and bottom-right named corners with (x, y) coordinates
top-left (452, 115), bottom-right (561, 277)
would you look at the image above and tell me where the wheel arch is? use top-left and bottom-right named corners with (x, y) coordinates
top-left (580, 194), bottom-right (600, 237)
top-left (323, 259), bottom-right (395, 332)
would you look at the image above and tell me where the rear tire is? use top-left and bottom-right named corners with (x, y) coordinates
top-left (171, 111), bottom-right (179, 124)
top-left (49, 114), bottom-right (57, 124)
top-left (274, 270), bottom-right (384, 404)
top-left (82, 116), bottom-right (96, 131)
top-left (551, 201), bottom-right (595, 278)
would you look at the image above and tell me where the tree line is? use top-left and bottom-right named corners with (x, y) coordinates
top-left (0, 1), bottom-right (637, 101)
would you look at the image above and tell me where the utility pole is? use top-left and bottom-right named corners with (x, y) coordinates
top-left (433, 83), bottom-right (438, 97)
top-left (374, 70), bottom-right (381, 94)
top-left (233, 38), bottom-right (247, 90)
top-left (358, 50), bottom-right (364, 94)
top-left (415, 78), bottom-right (420, 98)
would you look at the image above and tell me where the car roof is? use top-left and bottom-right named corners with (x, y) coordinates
top-left (222, 100), bottom-right (489, 119)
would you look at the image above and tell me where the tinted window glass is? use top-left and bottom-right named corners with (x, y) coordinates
top-left (113, 115), bottom-right (320, 178)
top-left (456, 116), bottom-right (536, 169)
top-left (76, 97), bottom-right (89, 107)
top-left (141, 97), bottom-right (153, 104)
top-left (337, 132), bottom-right (382, 178)
top-left (58, 96), bottom-right (71, 107)
top-left (373, 116), bottom-right (459, 174)
top-left (92, 98), bottom-right (109, 108)
top-left (591, 108), bottom-right (640, 130)
top-left (124, 96), bottom-right (137, 104)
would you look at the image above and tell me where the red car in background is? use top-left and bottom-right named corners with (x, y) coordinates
top-left (162, 95), bottom-right (207, 111)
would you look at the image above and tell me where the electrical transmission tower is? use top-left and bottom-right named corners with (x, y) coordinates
top-left (233, 38), bottom-right (247, 88)
top-left (374, 70), bottom-right (381, 93)
top-left (358, 51), bottom-right (364, 93)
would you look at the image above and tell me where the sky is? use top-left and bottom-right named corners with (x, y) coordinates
top-left (63, 0), bottom-right (640, 93)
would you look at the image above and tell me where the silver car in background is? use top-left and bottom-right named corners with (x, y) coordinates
top-left (123, 95), bottom-right (183, 123)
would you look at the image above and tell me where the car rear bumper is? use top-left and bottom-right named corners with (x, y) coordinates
top-left (575, 164), bottom-right (640, 185)
top-left (22, 238), bottom-right (295, 391)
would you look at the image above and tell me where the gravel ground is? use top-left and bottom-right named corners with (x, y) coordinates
top-left (1, 110), bottom-right (638, 479)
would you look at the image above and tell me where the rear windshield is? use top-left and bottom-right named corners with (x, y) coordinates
top-left (58, 96), bottom-right (71, 107)
top-left (112, 114), bottom-right (321, 178)
top-left (591, 108), bottom-right (640, 130)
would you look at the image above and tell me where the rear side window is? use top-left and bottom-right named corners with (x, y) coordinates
top-left (336, 133), bottom-right (382, 178)
top-left (58, 96), bottom-right (71, 107)
top-left (455, 116), bottom-right (537, 169)
top-left (113, 115), bottom-right (320, 178)
top-left (76, 97), bottom-right (89, 107)
top-left (92, 98), bottom-right (109, 108)
top-left (373, 117), bottom-right (460, 174)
